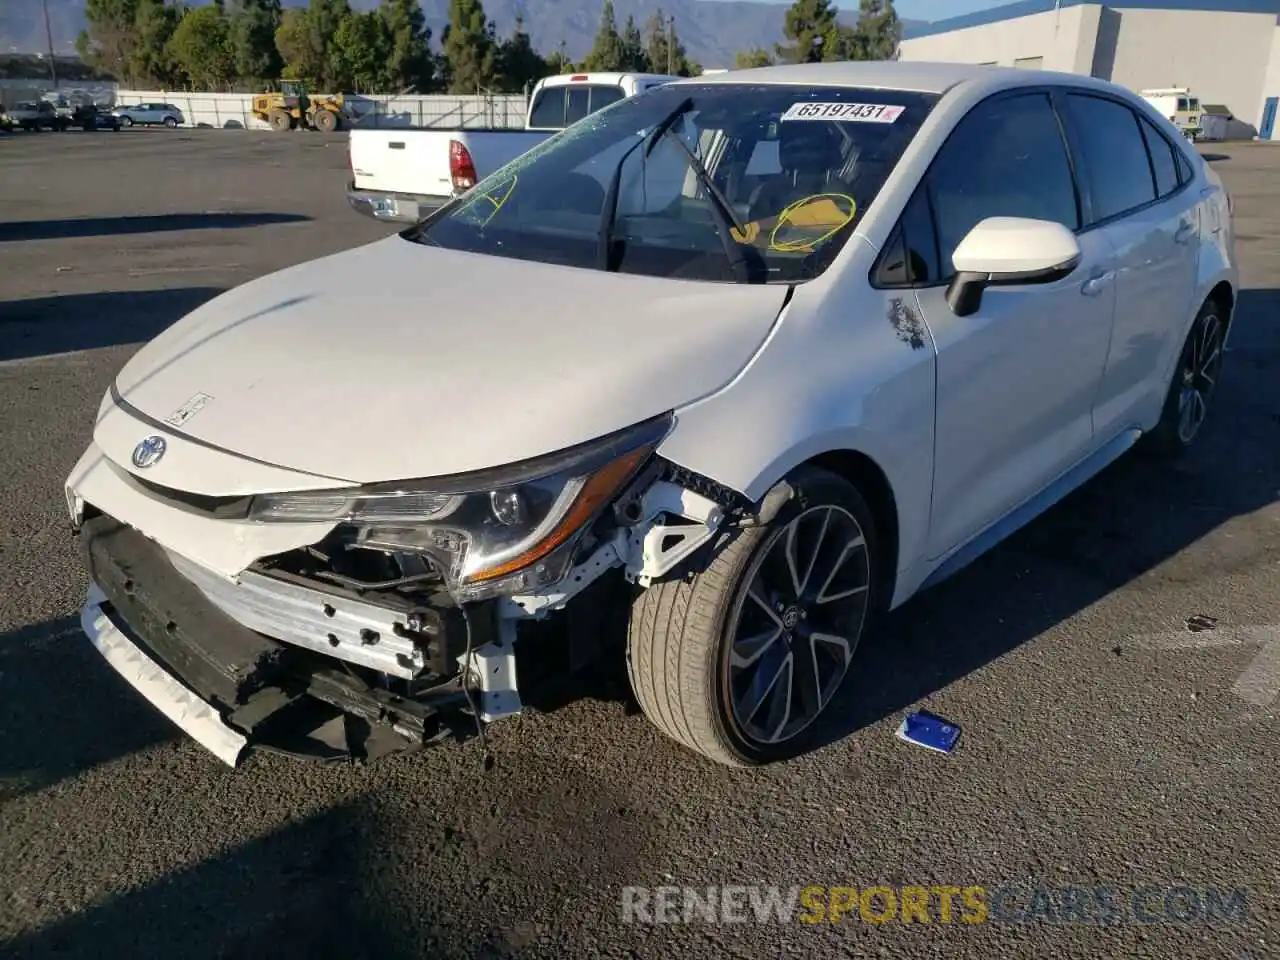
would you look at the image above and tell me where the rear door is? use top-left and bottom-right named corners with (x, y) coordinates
top-left (1057, 90), bottom-right (1200, 439)
top-left (906, 89), bottom-right (1120, 559)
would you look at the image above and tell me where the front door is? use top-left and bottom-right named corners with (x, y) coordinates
top-left (915, 90), bottom-right (1119, 560)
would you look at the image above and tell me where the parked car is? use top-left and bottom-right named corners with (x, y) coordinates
top-left (72, 103), bottom-right (121, 131)
top-left (8, 100), bottom-right (66, 131)
top-left (112, 102), bottom-right (184, 127)
top-left (347, 71), bottom-right (678, 222)
top-left (66, 61), bottom-right (1236, 771)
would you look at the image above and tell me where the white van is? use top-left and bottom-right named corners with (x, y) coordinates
top-left (1140, 87), bottom-right (1201, 140)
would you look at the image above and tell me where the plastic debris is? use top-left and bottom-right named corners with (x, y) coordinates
top-left (896, 711), bottom-right (961, 754)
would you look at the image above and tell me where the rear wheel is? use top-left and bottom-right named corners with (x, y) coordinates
top-left (268, 108), bottom-right (292, 132)
top-left (1142, 298), bottom-right (1226, 456)
top-left (163, 116), bottom-right (178, 128)
top-left (627, 467), bottom-right (881, 766)
top-left (312, 109), bottom-right (338, 133)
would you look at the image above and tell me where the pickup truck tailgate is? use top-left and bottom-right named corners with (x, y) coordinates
top-left (349, 130), bottom-right (454, 197)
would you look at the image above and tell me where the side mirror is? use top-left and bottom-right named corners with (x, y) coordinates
top-left (946, 217), bottom-right (1082, 317)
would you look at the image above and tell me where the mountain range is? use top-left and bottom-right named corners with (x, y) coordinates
top-left (1, 0), bottom-right (927, 72)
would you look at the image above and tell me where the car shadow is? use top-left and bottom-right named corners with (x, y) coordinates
top-left (0, 212), bottom-right (311, 243)
top-left (0, 287), bottom-right (225, 362)
top-left (0, 615), bottom-right (180, 804)
top-left (811, 285), bottom-right (1280, 753)
top-left (0, 798), bottom-right (440, 959)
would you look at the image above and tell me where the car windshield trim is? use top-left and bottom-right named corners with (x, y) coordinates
top-left (403, 82), bottom-right (940, 285)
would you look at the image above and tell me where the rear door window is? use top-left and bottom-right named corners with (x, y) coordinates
top-left (1064, 93), bottom-right (1157, 221)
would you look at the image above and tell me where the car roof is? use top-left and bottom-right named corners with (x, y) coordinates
top-left (683, 60), bottom-right (1128, 98)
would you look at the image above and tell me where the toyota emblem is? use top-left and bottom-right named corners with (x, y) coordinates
top-left (131, 435), bottom-right (167, 469)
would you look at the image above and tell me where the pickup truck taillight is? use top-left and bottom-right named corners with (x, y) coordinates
top-left (449, 140), bottom-right (477, 191)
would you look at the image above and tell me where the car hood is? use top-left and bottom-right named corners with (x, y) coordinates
top-left (110, 235), bottom-right (790, 485)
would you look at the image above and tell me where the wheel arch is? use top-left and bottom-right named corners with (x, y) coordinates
top-left (778, 448), bottom-right (901, 614)
top-left (1207, 279), bottom-right (1235, 330)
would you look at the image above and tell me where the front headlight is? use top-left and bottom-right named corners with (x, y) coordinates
top-left (249, 414), bottom-right (672, 599)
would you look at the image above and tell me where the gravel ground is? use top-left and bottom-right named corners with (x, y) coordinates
top-left (0, 128), bottom-right (1277, 959)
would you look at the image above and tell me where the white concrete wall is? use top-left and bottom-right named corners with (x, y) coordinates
top-left (1106, 8), bottom-right (1277, 132)
top-left (899, 4), bottom-right (1101, 73)
top-left (1249, 26), bottom-right (1280, 137)
top-left (112, 90), bottom-right (530, 131)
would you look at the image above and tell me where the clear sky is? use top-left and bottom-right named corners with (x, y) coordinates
top-left (894, 0), bottom-right (1009, 19)
top-left (716, 0), bottom-right (1013, 20)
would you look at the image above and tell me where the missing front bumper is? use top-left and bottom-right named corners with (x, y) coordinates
top-left (76, 514), bottom-right (486, 766)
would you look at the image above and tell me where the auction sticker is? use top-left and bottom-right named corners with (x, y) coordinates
top-left (781, 101), bottom-right (904, 123)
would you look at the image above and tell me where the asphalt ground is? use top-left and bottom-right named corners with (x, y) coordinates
top-left (1, 128), bottom-right (1277, 959)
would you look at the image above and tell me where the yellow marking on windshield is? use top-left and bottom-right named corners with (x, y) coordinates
top-left (457, 174), bottom-right (519, 226)
top-left (769, 194), bottom-right (857, 252)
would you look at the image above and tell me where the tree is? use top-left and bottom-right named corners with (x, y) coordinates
top-left (582, 0), bottom-right (625, 72)
top-left (850, 0), bottom-right (901, 60)
top-left (310, 0), bottom-right (353, 88)
top-left (275, 8), bottom-right (323, 80)
top-left (168, 5), bottom-right (235, 89)
top-left (229, 0), bottom-right (282, 86)
top-left (331, 10), bottom-right (390, 91)
top-left (776, 0), bottom-right (841, 64)
top-left (544, 41), bottom-right (573, 75)
top-left (134, 0), bottom-right (183, 86)
top-left (495, 14), bottom-right (549, 94)
top-left (442, 0), bottom-right (497, 93)
top-left (734, 47), bottom-right (774, 69)
top-left (643, 10), bottom-right (694, 75)
top-left (76, 0), bottom-right (141, 83)
top-left (620, 15), bottom-right (646, 72)
top-left (378, 0), bottom-right (434, 92)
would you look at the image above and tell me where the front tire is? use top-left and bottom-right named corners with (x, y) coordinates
top-left (1142, 298), bottom-right (1226, 457)
top-left (627, 467), bottom-right (882, 766)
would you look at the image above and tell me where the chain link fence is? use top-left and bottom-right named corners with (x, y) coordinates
top-left (110, 90), bottom-right (529, 131)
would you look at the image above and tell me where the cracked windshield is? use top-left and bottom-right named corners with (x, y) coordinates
top-left (408, 84), bottom-right (938, 283)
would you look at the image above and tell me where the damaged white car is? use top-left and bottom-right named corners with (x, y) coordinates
top-left (66, 61), bottom-right (1236, 769)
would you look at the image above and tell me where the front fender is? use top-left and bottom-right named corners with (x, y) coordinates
top-left (657, 280), bottom-right (937, 606)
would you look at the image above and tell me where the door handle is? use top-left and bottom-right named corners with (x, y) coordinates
top-left (1174, 221), bottom-right (1196, 244)
top-left (1081, 270), bottom-right (1114, 297)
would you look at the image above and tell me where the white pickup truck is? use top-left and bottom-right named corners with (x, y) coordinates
top-left (347, 71), bottom-right (677, 223)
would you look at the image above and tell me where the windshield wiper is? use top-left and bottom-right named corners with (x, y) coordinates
top-left (645, 120), bottom-right (759, 284)
top-left (597, 97), bottom-right (695, 272)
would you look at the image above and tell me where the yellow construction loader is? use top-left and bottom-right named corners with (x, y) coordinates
top-left (252, 80), bottom-right (347, 132)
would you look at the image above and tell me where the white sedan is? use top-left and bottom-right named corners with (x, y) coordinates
top-left (66, 61), bottom-right (1236, 769)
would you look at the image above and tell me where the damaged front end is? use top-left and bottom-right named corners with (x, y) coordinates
top-left (69, 411), bottom-right (745, 767)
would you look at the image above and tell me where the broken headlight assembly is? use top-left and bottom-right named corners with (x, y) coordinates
top-left (247, 414), bottom-right (673, 601)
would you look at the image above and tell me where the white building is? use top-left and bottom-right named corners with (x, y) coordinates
top-left (899, 0), bottom-right (1280, 139)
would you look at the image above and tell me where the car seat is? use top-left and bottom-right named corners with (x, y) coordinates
top-left (747, 122), bottom-right (846, 223)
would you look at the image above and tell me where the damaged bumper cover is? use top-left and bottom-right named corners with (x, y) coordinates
top-left (77, 514), bottom-right (485, 767)
top-left (82, 582), bottom-right (249, 767)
